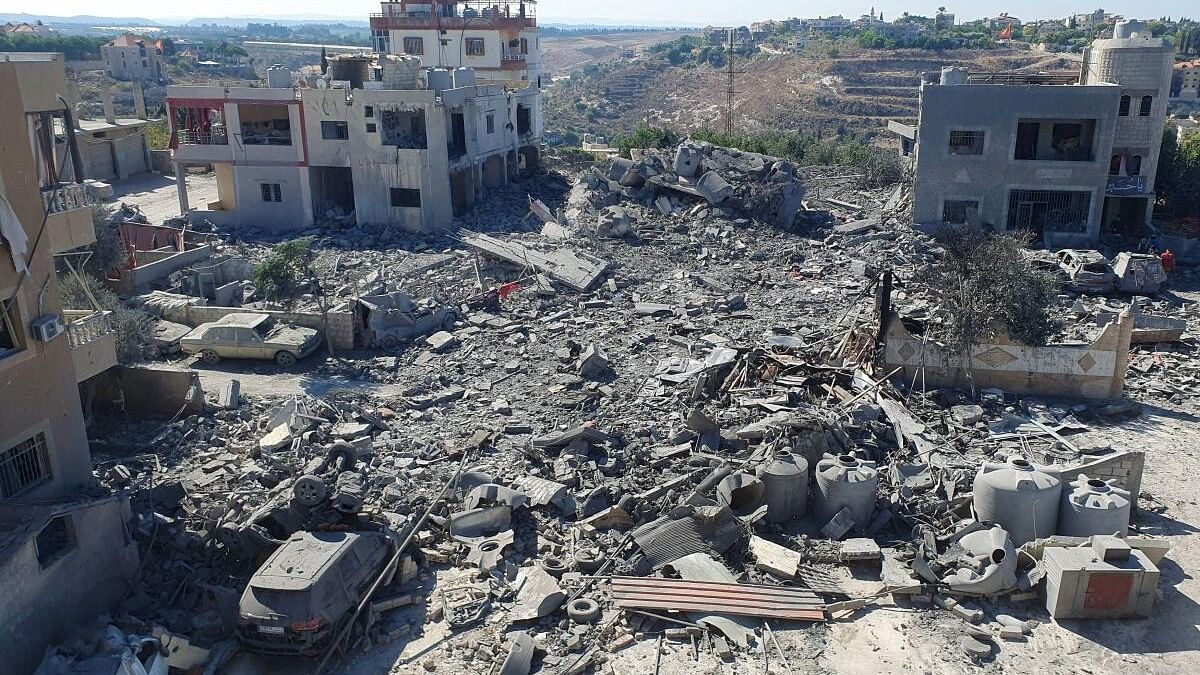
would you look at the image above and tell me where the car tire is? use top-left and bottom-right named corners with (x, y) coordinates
top-left (293, 474), bottom-right (328, 506)
top-left (567, 598), bottom-right (601, 624)
top-left (275, 351), bottom-right (298, 367)
top-left (200, 349), bottom-right (220, 364)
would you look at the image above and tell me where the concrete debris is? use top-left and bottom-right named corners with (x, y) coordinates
top-left (67, 136), bottom-right (1186, 675)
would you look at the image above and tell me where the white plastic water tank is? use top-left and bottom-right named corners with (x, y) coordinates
top-left (814, 452), bottom-right (878, 527)
top-left (453, 67), bottom-right (477, 88)
top-left (426, 68), bottom-right (453, 91)
top-left (1059, 474), bottom-right (1131, 537)
top-left (266, 65), bottom-right (292, 88)
top-left (940, 66), bottom-right (969, 85)
top-left (973, 457), bottom-right (1061, 546)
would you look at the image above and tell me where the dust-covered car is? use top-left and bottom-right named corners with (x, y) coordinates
top-left (181, 313), bottom-right (320, 367)
top-left (237, 530), bottom-right (393, 656)
top-left (1056, 249), bottom-right (1115, 295)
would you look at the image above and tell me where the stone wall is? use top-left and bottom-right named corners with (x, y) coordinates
top-left (181, 304), bottom-right (356, 351)
top-left (883, 309), bottom-right (1133, 400)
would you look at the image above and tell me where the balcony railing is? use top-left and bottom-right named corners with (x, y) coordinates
top-left (65, 310), bottom-right (114, 349)
top-left (41, 183), bottom-right (95, 215)
top-left (502, 53), bottom-right (527, 62)
top-left (178, 130), bottom-right (229, 145)
top-left (1107, 175), bottom-right (1147, 195)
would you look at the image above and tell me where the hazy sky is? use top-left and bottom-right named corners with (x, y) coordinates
top-left (0, 0), bottom-right (1194, 24)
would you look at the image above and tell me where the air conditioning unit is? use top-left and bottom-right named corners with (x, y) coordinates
top-left (31, 314), bottom-right (66, 342)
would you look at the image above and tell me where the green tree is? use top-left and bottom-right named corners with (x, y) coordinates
top-left (253, 237), bottom-right (314, 303)
top-left (1157, 129), bottom-right (1200, 217)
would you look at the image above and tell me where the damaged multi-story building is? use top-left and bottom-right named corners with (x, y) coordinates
top-left (889, 20), bottom-right (1173, 248)
top-left (0, 53), bottom-right (134, 674)
top-left (167, 0), bottom-right (544, 233)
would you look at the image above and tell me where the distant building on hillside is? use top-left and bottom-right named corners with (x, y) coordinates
top-left (101, 35), bottom-right (163, 81)
top-left (1173, 60), bottom-right (1200, 100)
top-left (0, 21), bottom-right (58, 37)
top-left (935, 8), bottom-right (956, 30)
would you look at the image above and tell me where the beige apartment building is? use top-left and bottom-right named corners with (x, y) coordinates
top-left (0, 52), bottom-right (135, 675)
top-left (102, 34), bottom-right (164, 81)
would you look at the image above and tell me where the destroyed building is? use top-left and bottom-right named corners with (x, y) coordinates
top-left (168, 50), bottom-right (543, 232)
top-left (889, 19), bottom-right (1173, 247)
top-left (0, 52), bottom-right (134, 674)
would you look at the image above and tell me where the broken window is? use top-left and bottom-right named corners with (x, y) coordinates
top-left (35, 514), bottom-right (75, 568)
top-left (404, 37), bottom-right (424, 55)
top-left (1, 432), bottom-right (51, 499)
top-left (516, 105), bottom-right (531, 136)
top-left (948, 130), bottom-right (984, 155)
top-left (1007, 189), bottom-right (1091, 233)
top-left (1118, 95), bottom-right (1131, 116)
top-left (372, 29), bottom-right (391, 53)
top-left (1139, 95), bottom-right (1152, 116)
top-left (520, 38), bottom-right (529, 55)
top-left (0, 297), bottom-right (22, 360)
top-left (380, 108), bottom-right (428, 148)
top-left (239, 104), bottom-right (292, 146)
top-left (1014, 119), bottom-right (1095, 161)
top-left (390, 188), bottom-right (422, 208)
top-left (366, 122), bottom-right (377, 133)
top-left (1128, 155), bottom-right (1142, 176)
top-left (260, 183), bottom-right (282, 203)
top-left (321, 121), bottom-right (348, 140)
top-left (486, 113), bottom-right (495, 135)
top-left (465, 38), bottom-right (486, 56)
top-left (942, 200), bottom-right (979, 225)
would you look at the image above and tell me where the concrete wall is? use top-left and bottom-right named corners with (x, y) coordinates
top-left (912, 82), bottom-right (1119, 247)
top-left (181, 305), bottom-right (355, 351)
top-left (0, 55), bottom-right (93, 497)
top-left (229, 165), bottom-right (313, 230)
top-left (118, 244), bottom-right (216, 295)
top-left (379, 27), bottom-right (541, 80)
top-left (883, 309), bottom-right (1133, 400)
top-left (102, 364), bottom-right (204, 417)
top-left (0, 497), bottom-right (139, 675)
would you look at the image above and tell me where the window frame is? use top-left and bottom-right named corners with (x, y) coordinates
top-left (389, 187), bottom-right (422, 208)
top-left (1118, 95), bottom-right (1131, 116)
top-left (403, 36), bottom-right (424, 55)
top-left (260, 183), bottom-right (283, 203)
top-left (486, 112), bottom-right (496, 135)
top-left (1139, 95), bottom-right (1152, 117)
top-left (0, 295), bottom-right (25, 361)
top-left (465, 38), bottom-right (486, 57)
top-left (320, 120), bottom-right (349, 140)
top-left (947, 129), bottom-right (985, 155)
top-left (1, 431), bottom-right (52, 500)
top-left (35, 514), bottom-right (76, 568)
top-left (942, 199), bottom-right (980, 225)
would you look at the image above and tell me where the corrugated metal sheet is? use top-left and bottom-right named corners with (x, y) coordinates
top-left (611, 577), bottom-right (826, 622)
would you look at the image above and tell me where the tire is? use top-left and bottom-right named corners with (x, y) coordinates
top-left (292, 475), bottom-right (328, 506)
top-left (199, 350), bottom-right (220, 364)
top-left (275, 351), bottom-right (298, 367)
top-left (567, 598), bottom-right (601, 624)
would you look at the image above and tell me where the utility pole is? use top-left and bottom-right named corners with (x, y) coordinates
top-left (725, 30), bottom-right (737, 136)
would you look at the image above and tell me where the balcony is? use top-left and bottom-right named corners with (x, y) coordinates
top-left (42, 183), bottom-right (97, 254)
top-left (1107, 175), bottom-right (1148, 195)
top-left (173, 129), bottom-right (234, 164)
top-left (178, 130), bottom-right (228, 145)
top-left (63, 310), bottom-right (117, 382)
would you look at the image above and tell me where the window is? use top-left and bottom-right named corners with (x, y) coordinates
top-left (1006, 189), bottom-right (1091, 233)
top-left (486, 112), bottom-right (495, 134)
top-left (942, 200), bottom-right (979, 225)
top-left (364, 105), bottom-right (374, 118)
top-left (948, 130), bottom-right (984, 155)
top-left (261, 183), bottom-right (282, 203)
top-left (372, 29), bottom-right (391, 53)
top-left (1, 433), bottom-right (51, 499)
top-left (1109, 154), bottom-right (1122, 176)
top-left (465, 38), bottom-right (486, 56)
top-left (1139, 95), bottom-right (1152, 116)
top-left (403, 37), bottom-right (424, 55)
top-left (390, 188), bottom-right (422, 208)
top-left (1015, 120), bottom-right (1095, 161)
top-left (366, 122), bottom-right (377, 133)
top-left (0, 297), bottom-right (23, 359)
top-left (1118, 95), bottom-right (1131, 116)
top-left (520, 38), bottom-right (529, 54)
top-left (1128, 155), bottom-right (1142, 176)
top-left (35, 515), bottom-right (75, 568)
top-left (321, 121), bottom-right (349, 140)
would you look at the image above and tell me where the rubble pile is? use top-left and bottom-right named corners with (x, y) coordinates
top-left (80, 142), bottom-right (1183, 674)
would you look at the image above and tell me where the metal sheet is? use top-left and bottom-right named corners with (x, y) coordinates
top-left (611, 577), bottom-right (826, 622)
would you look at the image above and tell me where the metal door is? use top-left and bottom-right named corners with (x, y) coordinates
top-left (1083, 572), bottom-right (1134, 612)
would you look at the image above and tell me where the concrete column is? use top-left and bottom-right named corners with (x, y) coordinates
top-left (101, 81), bottom-right (116, 124)
top-left (175, 163), bottom-right (189, 215)
top-left (132, 80), bottom-right (148, 120)
top-left (1110, 308), bottom-right (1134, 398)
